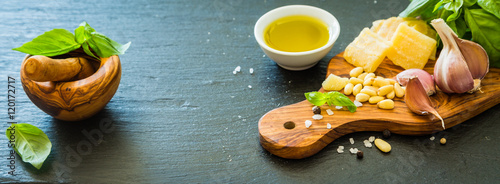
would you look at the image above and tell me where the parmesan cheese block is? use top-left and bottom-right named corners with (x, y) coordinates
top-left (322, 74), bottom-right (349, 91)
top-left (344, 28), bottom-right (391, 73)
top-left (387, 23), bottom-right (437, 70)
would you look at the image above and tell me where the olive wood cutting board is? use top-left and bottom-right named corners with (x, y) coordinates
top-left (258, 52), bottom-right (500, 159)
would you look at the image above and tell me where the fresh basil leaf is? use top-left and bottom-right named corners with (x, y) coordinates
top-left (443, 0), bottom-right (464, 21)
top-left (88, 32), bottom-right (131, 58)
top-left (305, 92), bottom-right (327, 107)
top-left (325, 92), bottom-right (356, 113)
top-left (464, 0), bottom-right (477, 7)
top-left (75, 21), bottom-right (96, 44)
top-left (464, 8), bottom-right (500, 67)
top-left (12, 29), bottom-right (81, 56)
top-left (5, 123), bottom-right (52, 170)
top-left (477, 0), bottom-right (500, 19)
top-left (82, 41), bottom-right (98, 59)
top-left (399, 0), bottom-right (441, 18)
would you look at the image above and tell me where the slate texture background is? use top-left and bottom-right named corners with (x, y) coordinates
top-left (0, 0), bottom-right (499, 183)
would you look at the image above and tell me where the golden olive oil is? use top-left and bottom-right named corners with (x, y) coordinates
top-left (264, 15), bottom-right (329, 52)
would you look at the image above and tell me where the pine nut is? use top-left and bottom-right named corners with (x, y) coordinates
top-left (377, 85), bottom-right (394, 96)
top-left (349, 77), bottom-right (364, 85)
top-left (349, 67), bottom-right (364, 78)
top-left (355, 93), bottom-right (370, 102)
top-left (363, 77), bottom-right (374, 86)
top-left (386, 79), bottom-right (397, 85)
top-left (369, 96), bottom-right (385, 104)
top-left (353, 84), bottom-right (363, 96)
top-left (357, 72), bottom-right (368, 80)
top-left (365, 73), bottom-right (376, 79)
top-left (344, 83), bottom-right (354, 95)
top-left (373, 78), bottom-right (390, 87)
top-left (377, 99), bottom-right (394, 109)
top-left (394, 83), bottom-right (405, 98)
top-left (363, 86), bottom-right (379, 92)
top-left (386, 90), bottom-right (395, 99)
top-left (360, 88), bottom-right (377, 96)
top-left (374, 138), bottom-right (391, 153)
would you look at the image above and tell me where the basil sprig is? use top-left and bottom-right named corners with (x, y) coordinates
top-left (6, 123), bottom-right (52, 169)
top-left (304, 91), bottom-right (357, 113)
top-left (13, 21), bottom-right (130, 59)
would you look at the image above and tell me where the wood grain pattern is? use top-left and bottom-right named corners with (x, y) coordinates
top-left (259, 52), bottom-right (500, 159)
top-left (20, 53), bottom-right (121, 121)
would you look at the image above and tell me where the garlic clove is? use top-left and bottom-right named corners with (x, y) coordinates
top-left (430, 18), bottom-right (480, 94)
top-left (396, 69), bottom-right (436, 96)
top-left (453, 33), bottom-right (489, 80)
top-left (405, 76), bottom-right (445, 129)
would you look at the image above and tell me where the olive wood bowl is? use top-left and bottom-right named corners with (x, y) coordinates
top-left (20, 52), bottom-right (121, 121)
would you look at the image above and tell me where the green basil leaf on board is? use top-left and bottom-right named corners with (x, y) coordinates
top-left (477, 0), bottom-right (500, 19)
top-left (304, 92), bottom-right (327, 107)
top-left (464, 8), bottom-right (500, 67)
top-left (5, 123), bottom-right (52, 170)
top-left (87, 32), bottom-right (131, 58)
top-left (304, 91), bottom-right (356, 112)
top-left (12, 29), bottom-right (81, 57)
top-left (325, 92), bottom-right (357, 113)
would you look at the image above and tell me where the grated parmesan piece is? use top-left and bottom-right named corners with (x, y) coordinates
top-left (327, 123), bottom-right (332, 129)
top-left (335, 106), bottom-right (343, 110)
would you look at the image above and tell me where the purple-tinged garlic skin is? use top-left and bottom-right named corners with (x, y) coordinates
top-left (405, 76), bottom-right (445, 129)
top-left (430, 18), bottom-right (489, 94)
top-left (396, 69), bottom-right (435, 96)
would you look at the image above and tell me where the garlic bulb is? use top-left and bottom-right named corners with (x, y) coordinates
top-left (405, 76), bottom-right (445, 129)
top-left (430, 18), bottom-right (489, 94)
top-left (396, 69), bottom-right (436, 96)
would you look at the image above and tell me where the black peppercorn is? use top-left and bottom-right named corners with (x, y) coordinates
top-left (356, 150), bottom-right (363, 159)
top-left (312, 106), bottom-right (321, 114)
top-left (383, 129), bottom-right (391, 138)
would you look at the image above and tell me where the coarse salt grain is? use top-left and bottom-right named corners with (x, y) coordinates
top-left (312, 114), bottom-right (323, 120)
top-left (337, 146), bottom-right (344, 153)
top-left (335, 106), bottom-right (343, 110)
top-left (248, 85), bottom-right (252, 89)
top-left (232, 70), bottom-right (237, 75)
top-left (354, 100), bottom-right (363, 107)
top-left (305, 120), bottom-right (312, 128)
top-left (349, 148), bottom-right (358, 154)
top-left (349, 138), bottom-right (355, 144)
top-left (430, 136), bottom-right (435, 141)
top-left (326, 109), bottom-right (334, 115)
top-left (327, 123), bottom-right (332, 129)
top-left (363, 140), bottom-right (373, 148)
top-left (249, 68), bottom-right (254, 74)
top-left (235, 66), bottom-right (241, 72)
top-left (369, 136), bottom-right (375, 142)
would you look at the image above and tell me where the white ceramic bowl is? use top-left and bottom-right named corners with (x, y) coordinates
top-left (254, 5), bottom-right (340, 71)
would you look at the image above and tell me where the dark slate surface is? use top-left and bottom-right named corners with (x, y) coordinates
top-left (1, 0), bottom-right (499, 183)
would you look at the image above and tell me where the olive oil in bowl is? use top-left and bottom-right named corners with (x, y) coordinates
top-left (264, 15), bottom-right (330, 52)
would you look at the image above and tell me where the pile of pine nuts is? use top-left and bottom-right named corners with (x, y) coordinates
top-left (344, 67), bottom-right (406, 110)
